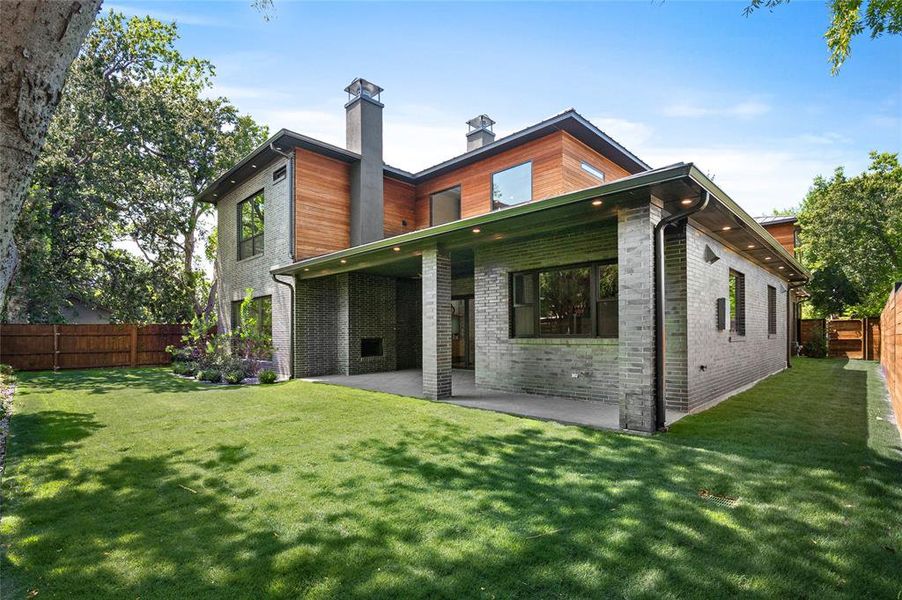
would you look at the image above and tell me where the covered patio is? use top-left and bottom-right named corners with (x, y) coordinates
top-left (303, 369), bottom-right (687, 430)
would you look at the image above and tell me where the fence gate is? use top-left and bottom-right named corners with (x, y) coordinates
top-left (799, 318), bottom-right (881, 360)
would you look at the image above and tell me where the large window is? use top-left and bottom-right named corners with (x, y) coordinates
top-left (492, 162), bottom-right (532, 210)
top-left (511, 262), bottom-right (618, 338)
top-left (729, 270), bottom-right (746, 336)
top-left (231, 295), bottom-right (272, 337)
top-left (767, 285), bottom-right (777, 335)
top-left (238, 191), bottom-right (264, 260)
top-left (430, 186), bottom-right (461, 226)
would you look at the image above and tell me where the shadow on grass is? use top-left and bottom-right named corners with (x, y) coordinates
top-left (3, 359), bottom-right (901, 598)
top-left (16, 367), bottom-right (210, 397)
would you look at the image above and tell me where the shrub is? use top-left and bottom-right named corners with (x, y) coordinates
top-left (197, 369), bottom-right (223, 383)
top-left (172, 362), bottom-right (188, 375)
top-left (258, 369), bottom-right (277, 384)
top-left (181, 362), bottom-right (198, 377)
top-left (802, 335), bottom-right (828, 358)
top-left (224, 369), bottom-right (245, 385)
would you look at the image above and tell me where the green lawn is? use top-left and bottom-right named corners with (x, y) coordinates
top-left (1, 359), bottom-right (900, 599)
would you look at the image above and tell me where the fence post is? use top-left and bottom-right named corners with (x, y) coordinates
top-left (53, 324), bottom-right (59, 371)
top-left (130, 324), bottom-right (138, 367)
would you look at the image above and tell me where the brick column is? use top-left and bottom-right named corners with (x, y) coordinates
top-left (617, 201), bottom-right (661, 432)
top-left (422, 245), bottom-right (452, 399)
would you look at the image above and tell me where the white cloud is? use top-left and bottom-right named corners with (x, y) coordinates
top-left (588, 116), bottom-right (654, 148)
top-left (662, 99), bottom-right (771, 119)
top-left (105, 3), bottom-right (232, 27)
top-left (637, 141), bottom-right (865, 216)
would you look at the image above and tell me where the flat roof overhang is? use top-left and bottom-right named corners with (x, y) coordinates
top-left (271, 162), bottom-right (809, 285)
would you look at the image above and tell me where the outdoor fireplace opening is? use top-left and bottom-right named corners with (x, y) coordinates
top-left (361, 337), bottom-right (383, 358)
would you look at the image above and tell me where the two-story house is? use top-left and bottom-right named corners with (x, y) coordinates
top-left (199, 78), bottom-right (808, 433)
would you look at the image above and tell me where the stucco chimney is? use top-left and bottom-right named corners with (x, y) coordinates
top-left (345, 78), bottom-right (384, 246)
top-left (466, 114), bottom-right (495, 151)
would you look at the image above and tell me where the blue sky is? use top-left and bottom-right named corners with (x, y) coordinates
top-left (107, 0), bottom-right (900, 215)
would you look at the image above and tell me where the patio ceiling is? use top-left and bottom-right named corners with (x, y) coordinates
top-left (271, 163), bottom-right (809, 285)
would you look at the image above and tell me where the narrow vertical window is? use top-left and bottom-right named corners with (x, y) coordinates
top-left (767, 285), bottom-right (777, 335)
top-left (729, 270), bottom-right (746, 336)
top-left (237, 191), bottom-right (265, 259)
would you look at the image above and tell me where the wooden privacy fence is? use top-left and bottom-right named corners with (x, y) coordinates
top-left (881, 282), bottom-right (901, 431)
top-left (0, 324), bottom-right (187, 371)
top-left (799, 317), bottom-right (881, 360)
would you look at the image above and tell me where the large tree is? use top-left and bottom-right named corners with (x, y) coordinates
top-left (744, 0), bottom-right (902, 73)
top-left (5, 12), bottom-right (267, 323)
top-left (799, 152), bottom-right (902, 316)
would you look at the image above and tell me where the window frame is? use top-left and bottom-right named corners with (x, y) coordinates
top-left (429, 184), bottom-right (462, 227)
top-left (231, 294), bottom-right (272, 337)
top-left (729, 269), bottom-right (746, 337)
top-left (491, 160), bottom-right (533, 211)
top-left (237, 190), bottom-right (265, 260)
top-left (767, 285), bottom-right (777, 336)
top-left (580, 161), bottom-right (606, 182)
top-left (509, 260), bottom-right (618, 339)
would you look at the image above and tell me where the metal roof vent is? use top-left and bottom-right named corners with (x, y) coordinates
top-left (345, 78), bottom-right (383, 104)
top-left (466, 114), bottom-right (496, 151)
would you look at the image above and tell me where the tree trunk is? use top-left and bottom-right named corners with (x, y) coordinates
top-left (0, 0), bottom-right (102, 309)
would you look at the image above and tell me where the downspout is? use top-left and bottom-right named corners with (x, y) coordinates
top-left (270, 143), bottom-right (296, 379)
top-left (654, 191), bottom-right (710, 431)
top-left (272, 272), bottom-right (295, 379)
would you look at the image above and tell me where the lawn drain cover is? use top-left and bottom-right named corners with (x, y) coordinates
top-left (698, 489), bottom-right (740, 508)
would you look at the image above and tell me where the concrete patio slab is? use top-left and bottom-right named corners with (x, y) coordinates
top-left (303, 369), bottom-right (686, 431)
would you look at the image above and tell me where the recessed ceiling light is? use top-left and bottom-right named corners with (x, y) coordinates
top-left (230, 180), bottom-right (236, 184)
top-left (472, 228), bottom-right (481, 233)
top-left (778, 266), bottom-right (784, 270)
top-left (392, 246), bottom-right (401, 252)
top-left (213, 194), bottom-right (218, 197)
top-left (303, 268), bottom-right (309, 272)
top-left (765, 257), bottom-right (772, 261)
top-left (747, 244), bottom-right (755, 249)
top-left (340, 259), bottom-right (347, 264)
top-left (722, 226), bottom-right (732, 231)
top-left (591, 199), bottom-right (603, 206)
top-left (251, 164), bottom-right (257, 169)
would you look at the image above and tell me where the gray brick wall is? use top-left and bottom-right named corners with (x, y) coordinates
top-left (473, 224), bottom-right (619, 402)
top-left (422, 246), bottom-right (452, 399)
top-left (663, 224), bottom-right (688, 412)
top-left (685, 224), bottom-right (787, 411)
top-left (295, 275), bottom-right (339, 377)
top-left (396, 278), bottom-right (422, 369)
top-left (345, 272), bottom-right (398, 375)
top-left (617, 202), bottom-right (660, 432)
top-left (216, 157), bottom-right (292, 376)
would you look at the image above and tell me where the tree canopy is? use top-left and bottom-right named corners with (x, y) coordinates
top-left (798, 152), bottom-right (902, 316)
top-left (3, 12), bottom-right (267, 324)
top-left (744, 0), bottom-right (902, 73)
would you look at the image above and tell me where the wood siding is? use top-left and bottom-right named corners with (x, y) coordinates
top-left (292, 131), bottom-right (635, 257)
top-left (383, 177), bottom-right (416, 238)
top-left (762, 221), bottom-right (797, 257)
top-left (880, 283), bottom-right (902, 432)
top-left (561, 132), bottom-right (631, 190)
top-left (294, 148), bottom-right (351, 259)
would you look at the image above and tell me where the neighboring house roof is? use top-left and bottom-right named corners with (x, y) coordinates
top-left (196, 109), bottom-right (649, 204)
top-left (755, 215), bottom-right (798, 226)
top-left (272, 162), bottom-right (809, 285)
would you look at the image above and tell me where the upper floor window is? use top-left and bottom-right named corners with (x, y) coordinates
top-left (430, 186), bottom-right (461, 226)
top-left (580, 162), bottom-right (606, 182)
top-left (238, 191), bottom-right (264, 260)
top-left (492, 162), bottom-right (532, 210)
top-left (729, 269), bottom-right (746, 336)
top-left (511, 261), bottom-right (618, 338)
